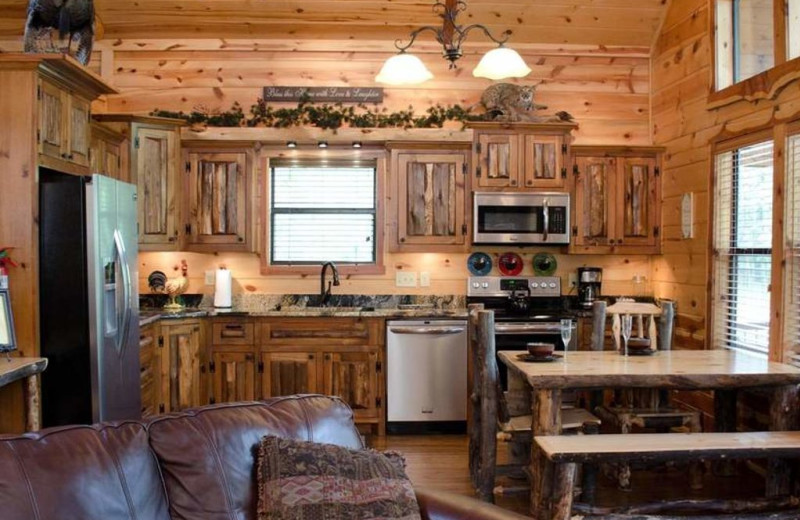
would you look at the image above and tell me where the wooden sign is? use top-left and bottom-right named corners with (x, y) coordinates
top-left (263, 86), bottom-right (384, 103)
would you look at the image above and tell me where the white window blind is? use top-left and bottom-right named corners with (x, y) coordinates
top-left (784, 135), bottom-right (800, 366)
top-left (713, 140), bottom-right (774, 356)
top-left (270, 161), bottom-right (376, 264)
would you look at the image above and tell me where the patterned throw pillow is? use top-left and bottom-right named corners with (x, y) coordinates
top-left (256, 436), bottom-right (422, 520)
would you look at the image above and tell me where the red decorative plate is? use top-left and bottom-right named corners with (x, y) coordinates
top-left (498, 252), bottom-right (524, 276)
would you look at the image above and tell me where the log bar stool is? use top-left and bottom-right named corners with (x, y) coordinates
top-left (468, 306), bottom-right (601, 503)
top-left (591, 299), bottom-right (703, 490)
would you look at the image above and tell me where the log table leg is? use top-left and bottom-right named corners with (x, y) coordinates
top-left (507, 369), bottom-right (532, 469)
top-left (23, 373), bottom-right (41, 432)
top-left (767, 385), bottom-right (800, 497)
top-left (713, 389), bottom-right (738, 477)
top-left (530, 387), bottom-right (562, 520)
top-left (551, 462), bottom-right (577, 520)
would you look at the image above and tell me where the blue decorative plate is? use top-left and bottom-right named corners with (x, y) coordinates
top-left (467, 252), bottom-right (493, 276)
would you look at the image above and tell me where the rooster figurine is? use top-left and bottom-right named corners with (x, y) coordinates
top-left (164, 260), bottom-right (189, 310)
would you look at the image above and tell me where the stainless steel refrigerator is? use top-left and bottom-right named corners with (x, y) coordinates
top-left (39, 170), bottom-right (141, 427)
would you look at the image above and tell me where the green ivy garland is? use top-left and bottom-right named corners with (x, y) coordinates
top-left (150, 96), bottom-right (483, 131)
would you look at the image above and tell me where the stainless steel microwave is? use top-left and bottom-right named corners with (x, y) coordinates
top-left (473, 192), bottom-right (570, 245)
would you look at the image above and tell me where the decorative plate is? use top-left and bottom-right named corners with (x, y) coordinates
top-left (516, 353), bottom-right (563, 363)
top-left (532, 253), bottom-right (557, 276)
top-left (467, 252), bottom-right (493, 276)
top-left (498, 252), bottom-right (524, 276)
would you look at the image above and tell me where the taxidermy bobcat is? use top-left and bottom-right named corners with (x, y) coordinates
top-left (479, 83), bottom-right (548, 122)
top-left (24, 0), bottom-right (94, 66)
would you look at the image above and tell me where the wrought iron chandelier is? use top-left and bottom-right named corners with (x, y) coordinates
top-left (376, 0), bottom-right (531, 85)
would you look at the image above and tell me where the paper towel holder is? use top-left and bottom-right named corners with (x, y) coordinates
top-left (214, 267), bottom-right (233, 309)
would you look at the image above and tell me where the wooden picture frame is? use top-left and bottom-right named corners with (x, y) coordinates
top-left (0, 290), bottom-right (17, 353)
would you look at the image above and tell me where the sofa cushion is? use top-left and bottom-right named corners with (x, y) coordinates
top-left (147, 395), bottom-right (363, 520)
top-left (257, 436), bottom-right (421, 520)
top-left (0, 421), bottom-right (169, 520)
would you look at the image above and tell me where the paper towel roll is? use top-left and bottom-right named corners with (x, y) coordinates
top-left (214, 268), bottom-right (232, 308)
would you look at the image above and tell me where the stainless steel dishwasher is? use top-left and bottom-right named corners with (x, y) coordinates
top-left (386, 319), bottom-right (468, 429)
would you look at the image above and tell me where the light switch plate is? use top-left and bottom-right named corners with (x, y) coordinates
top-left (205, 270), bottom-right (216, 285)
top-left (420, 271), bottom-right (431, 287)
top-left (396, 271), bottom-right (417, 287)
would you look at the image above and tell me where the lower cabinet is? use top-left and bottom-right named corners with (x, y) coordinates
top-left (160, 320), bottom-right (207, 413)
top-left (323, 350), bottom-right (380, 420)
top-left (139, 322), bottom-right (161, 418)
top-left (210, 350), bottom-right (257, 403)
top-left (260, 351), bottom-right (319, 396)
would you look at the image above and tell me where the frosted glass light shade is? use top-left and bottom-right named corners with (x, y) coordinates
top-left (376, 53), bottom-right (434, 85)
top-left (472, 47), bottom-right (532, 80)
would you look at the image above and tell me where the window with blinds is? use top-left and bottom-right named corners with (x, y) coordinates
top-left (270, 160), bottom-right (377, 264)
top-left (712, 140), bottom-right (774, 356)
top-left (784, 134), bottom-right (800, 366)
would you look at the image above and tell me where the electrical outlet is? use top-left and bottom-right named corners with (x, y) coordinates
top-left (420, 271), bottom-right (431, 287)
top-left (395, 271), bottom-right (417, 287)
top-left (205, 270), bottom-right (216, 286)
top-left (568, 273), bottom-right (577, 288)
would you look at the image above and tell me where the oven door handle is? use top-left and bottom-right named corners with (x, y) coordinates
top-left (389, 326), bottom-right (466, 335)
top-left (495, 323), bottom-right (563, 334)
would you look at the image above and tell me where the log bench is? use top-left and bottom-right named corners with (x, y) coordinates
top-left (534, 431), bottom-right (800, 520)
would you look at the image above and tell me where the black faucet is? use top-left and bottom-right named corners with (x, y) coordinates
top-left (320, 262), bottom-right (340, 306)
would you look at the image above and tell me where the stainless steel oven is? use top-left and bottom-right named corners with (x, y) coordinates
top-left (473, 192), bottom-right (570, 245)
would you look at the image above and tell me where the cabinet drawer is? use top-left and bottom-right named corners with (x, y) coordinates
top-left (212, 321), bottom-right (255, 345)
top-left (261, 318), bottom-right (381, 346)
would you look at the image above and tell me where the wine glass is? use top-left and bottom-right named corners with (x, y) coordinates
top-left (560, 319), bottom-right (573, 359)
top-left (621, 314), bottom-right (633, 356)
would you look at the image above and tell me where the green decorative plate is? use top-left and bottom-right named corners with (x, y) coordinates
top-left (532, 253), bottom-right (557, 276)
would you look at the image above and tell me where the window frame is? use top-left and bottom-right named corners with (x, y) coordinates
top-left (710, 0), bottom-right (799, 109)
top-left (260, 148), bottom-right (386, 276)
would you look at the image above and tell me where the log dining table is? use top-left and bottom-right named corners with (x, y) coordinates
top-left (498, 349), bottom-right (800, 519)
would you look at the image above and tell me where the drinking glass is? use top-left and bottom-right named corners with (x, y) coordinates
top-left (560, 319), bottom-right (573, 359)
top-left (621, 314), bottom-right (633, 356)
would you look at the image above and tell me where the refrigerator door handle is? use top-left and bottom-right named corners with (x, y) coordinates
top-left (114, 229), bottom-right (132, 356)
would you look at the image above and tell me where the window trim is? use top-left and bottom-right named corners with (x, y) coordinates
top-left (259, 148), bottom-right (386, 276)
top-left (710, 0), bottom-right (800, 109)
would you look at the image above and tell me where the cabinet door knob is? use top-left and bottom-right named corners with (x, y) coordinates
top-left (526, 180), bottom-right (533, 186)
top-left (510, 180), bottom-right (517, 186)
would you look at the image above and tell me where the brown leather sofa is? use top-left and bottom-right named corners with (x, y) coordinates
top-left (0, 394), bottom-right (526, 520)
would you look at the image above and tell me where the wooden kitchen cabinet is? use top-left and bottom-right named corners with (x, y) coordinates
top-left (90, 123), bottom-right (129, 181)
top-left (260, 317), bottom-right (385, 435)
top-left (92, 115), bottom-right (184, 251)
top-left (211, 350), bottom-right (257, 404)
top-left (387, 144), bottom-right (470, 252)
top-left (183, 147), bottom-right (254, 252)
top-left (571, 146), bottom-right (662, 254)
top-left (139, 321), bottom-right (161, 418)
top-left (160, 320), bottom-right (207, 412)
top-left (469, 122), bottom-right (575, 191)
top-left (38, 77), bottom-right (92, 169)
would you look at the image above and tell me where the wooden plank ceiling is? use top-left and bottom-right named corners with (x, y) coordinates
top-left (0, 0), bottom-right (669, 49)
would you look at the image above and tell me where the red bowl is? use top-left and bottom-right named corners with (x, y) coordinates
top-left (527, 342), bottom-right (555, 357)
top-left (627, 338), bottom-right (652, 352)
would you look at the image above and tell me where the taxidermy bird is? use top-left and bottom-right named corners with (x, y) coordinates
top-left (164, 260), bottom-right (189, 310)
top-left (23, 0), bottom-right (94, 66)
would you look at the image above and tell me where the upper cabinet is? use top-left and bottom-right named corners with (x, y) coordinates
top-left (37, 77), bottom-right (97, 170)
top-left (183, 147), bottom-right (254, 252)
top-left (468, 122), bottom-right (575, 191)
top-left (93, 115), bottom-right (184, 251)
top-left (90, 122), bottom-right (129, 181)
top-left (387, 144), bottom-right (470, 252)
top-left (570, 146), bottom-right (663, 255)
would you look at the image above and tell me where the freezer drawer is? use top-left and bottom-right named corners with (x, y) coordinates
top-left (387, 320), bottom-right (468, 422)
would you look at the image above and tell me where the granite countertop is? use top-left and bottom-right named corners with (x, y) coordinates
top-left (139, 306), bottom-right (468, 327)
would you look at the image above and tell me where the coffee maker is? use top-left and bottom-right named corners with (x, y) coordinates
top-left (577, 267), bottom-right (602, 308)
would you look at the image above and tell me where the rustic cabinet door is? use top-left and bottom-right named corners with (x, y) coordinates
top-left (38, 79), bottom-right (65, 162)
top-left (322, 350), bottom-right (380, 419)
top-left (139, 324), bottom-right (161, 418)
top-left (476, 133), bottom-right (519, 188)
top-left (396, 152), bottom-right (467, 249)
top-left (185, 150), bottom-right (252, 251)
top-left (90, 124), bottom-right (127, 181)
top-left (211, 350), bottom-right (256, 404)
top-left (617, 157), bottom-right (659, 248)
top-left (522, 134), bottom-right (565, 189)
top-left (260, 352), bottom-right (319, 399)
top-left (573, 156), bottom-right (617, 248)
top-left (135, 127), bottom-right (179, 248)
top-left (66, 95), bottom-right (91, 167)
top-left (162, 323), bottom-right (204, 412)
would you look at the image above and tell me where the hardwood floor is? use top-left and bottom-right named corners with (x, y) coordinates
top-left (371, 434), bottom-right (766, 517)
